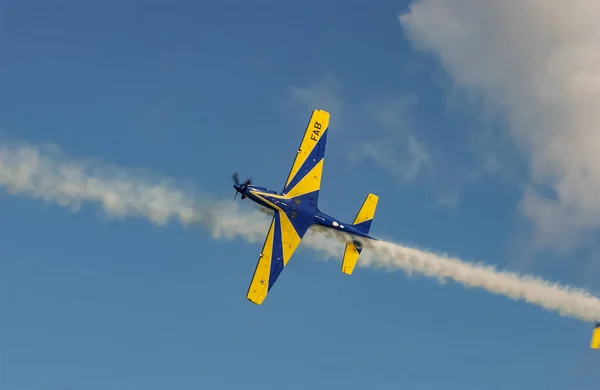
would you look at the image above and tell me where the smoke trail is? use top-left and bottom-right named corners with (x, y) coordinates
top-left (1, 142), bottom-right (600, 322)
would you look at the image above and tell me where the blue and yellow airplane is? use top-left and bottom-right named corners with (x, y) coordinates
top-left (232, 109), bottom-right (379, 305)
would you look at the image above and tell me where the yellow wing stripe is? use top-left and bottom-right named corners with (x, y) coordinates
top-left (283, 159), bottom-right (324, 199)
top-left (278, 210), bottom-right (302, 266)
top-left (284, 110), bottom-right (330, 188)
top-left (246, 217), bottom-right (276, 305)
top-left (353, 194), bottom-right (379, 225)
top-left (249, 189), bottom-right (287, 200)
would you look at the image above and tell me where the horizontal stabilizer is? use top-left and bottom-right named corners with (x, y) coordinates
top-left (341, 240), bottom-right (363, 275)
top-left (341, 194), bottom-right (378, 275)
top-left (592, 323), bottom-right (600, 349)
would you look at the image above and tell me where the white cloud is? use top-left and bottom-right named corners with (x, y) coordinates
top-left (433, 154), bottom-right (500, 209)
top-left (289, 77), bottom-right (434, 185)
top-left (358, 95), bottom-right (434, 183)
top-left (359, 135), bottom-right (433, 183)
top-left (288, 76), bottom-right (501, 203)
top-left (365, 95), bottom-right (418, 129)
top-left (288, 74), bottom-right (344, 115)
top-left (400, 0), bottom-right (600, 250)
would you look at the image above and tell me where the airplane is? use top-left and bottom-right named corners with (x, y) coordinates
top-left (592, 322), bottom-right (600, 349)
top-left (231, 109), bottom-right (379, 305)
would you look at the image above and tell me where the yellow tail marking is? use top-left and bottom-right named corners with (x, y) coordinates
top-left (341, 241), bottom-right (360, 275)
top-left (246, 218), bottom-right (276, 305)
top-left (284, 159), bottom-right (324, 199)
top-left (353, 194), bottom-right (379, 225)
top-left (285, 110), bottom-right (330, 188)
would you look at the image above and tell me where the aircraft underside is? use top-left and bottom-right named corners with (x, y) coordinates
top-left (232, 109), bottom-right (378, 305)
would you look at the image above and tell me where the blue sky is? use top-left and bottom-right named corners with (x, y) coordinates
top-left (2, 1), bottom-right (599, 389)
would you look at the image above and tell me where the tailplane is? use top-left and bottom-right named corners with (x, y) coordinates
top-left (341, 194), bottom-right (378, 275)
top-left (592, 323), bottom-right (600, 349)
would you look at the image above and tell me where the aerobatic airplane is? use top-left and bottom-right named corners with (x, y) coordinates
top-left (232, 109), bottom-right (379, 305)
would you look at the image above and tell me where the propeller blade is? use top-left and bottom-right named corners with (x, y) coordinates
top-left (231, 172), bottom-right (251, 201)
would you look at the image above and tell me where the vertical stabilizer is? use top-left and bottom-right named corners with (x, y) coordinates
top-left (351, 194), bottom-right (378, 234)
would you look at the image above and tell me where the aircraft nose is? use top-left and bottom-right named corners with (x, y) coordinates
top-left (234, 184), bottom-right (241, 191)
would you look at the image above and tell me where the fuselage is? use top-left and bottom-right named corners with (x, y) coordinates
top-left (234, 184), bottom-right (376, 240)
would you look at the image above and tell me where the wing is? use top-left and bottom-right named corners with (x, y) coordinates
top-left (281, 109), bottom-right (329, 208)
top-left (246, 210), bottom-right (309, 305)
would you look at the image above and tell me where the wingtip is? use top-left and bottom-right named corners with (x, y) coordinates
top-left (246, 291), bottom-right (266, 305)
top-left (246, 297), bottom-right (263, 305)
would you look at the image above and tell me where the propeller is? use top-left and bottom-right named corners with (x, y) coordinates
top-left (232, 172), bottom-right (252, 199)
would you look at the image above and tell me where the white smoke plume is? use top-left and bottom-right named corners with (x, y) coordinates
top-left (1, 142), bottom-right (600, 322)
top-left (400, 0), bottom-right (600, 251)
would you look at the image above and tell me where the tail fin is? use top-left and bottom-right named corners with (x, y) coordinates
top-left (591, 323), bottom-right (600, 349)
top-left (341, 194), bottom-right (378, 275)
top-left (351, 193), bottom-right (378, 234)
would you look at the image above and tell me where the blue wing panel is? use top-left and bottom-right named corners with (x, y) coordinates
top-left (267, 212), bottom-right (285, 291)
